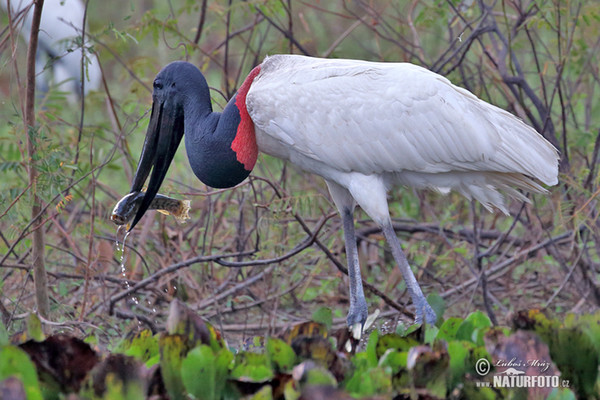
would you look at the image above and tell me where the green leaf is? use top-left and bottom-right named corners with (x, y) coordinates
top-left (0, 345), bottom-right (43, 400)
top-left (181, 345), bottom-right (233, 400)
top-left (456, 311), bottom-right (491, 345)
top-left (311, 307), bottom-right (333, 330)
top-left (266, 337), bottom-right (296, 373)
top-left (447, 340), bottom-right (474, 388)
top-left (249, 385), bottom-right (273, 399)
top-left (231, 352), bottom-right (274, 383)
top-left (366, 329), bottom-right (379, 368)
top-left (426, 292), bottom-right (446, 324)
top-left (423, 324), bottom-right (439, 345)
top-left (378, 349), bottom-right (407, 374)
top-left (159, 334), bottom-right (187, 400)
top-left (26, 313), bottom-right (45, 342)
top-left (116, 330), bottom-right (160, 367)
top-left (376, 333), bottom-right (420, 358)
top-left (436, 317), bottom-right (463, 341)
top-left (550, 327), bottom-right (598, 398)
top-left (524, 311), bottom-right (599, 398)
top-left (345, 364), bottom-right (392, 397)
top-left (302, 365), bottom-right (337, 387)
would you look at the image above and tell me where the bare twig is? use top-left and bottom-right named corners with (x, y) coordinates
top-left (441, 231), bottom-right (573, 298)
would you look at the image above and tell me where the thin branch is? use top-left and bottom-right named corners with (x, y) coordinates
top-left (192, 0), bottom-right (208, 45)
top-left (441, 231), bottom-right (573, 298)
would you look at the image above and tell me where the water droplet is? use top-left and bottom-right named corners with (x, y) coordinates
top-left (115, 228), bottom-right (134, 294)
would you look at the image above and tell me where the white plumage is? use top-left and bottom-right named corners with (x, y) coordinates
top-left (246, 54), bottom-right (558, 332)
top-left (248, 55), bottom-right (558, 215)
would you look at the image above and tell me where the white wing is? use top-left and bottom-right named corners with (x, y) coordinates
top-left (247, 55), bottom-right (558, 187)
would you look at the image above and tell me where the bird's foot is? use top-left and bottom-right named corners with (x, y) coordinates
top-left (414, 299), bottom-right (437, 325)
top-left (347, 303), bottom-right (369, 340)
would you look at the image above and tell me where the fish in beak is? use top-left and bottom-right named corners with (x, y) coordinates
top-left (128, 95), bottom-right (185, 231)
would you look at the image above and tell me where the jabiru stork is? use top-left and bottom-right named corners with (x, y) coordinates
top-left (1, 0), bottom-right (101, 100)
top-left (126, 55), bottom-right (559, 333)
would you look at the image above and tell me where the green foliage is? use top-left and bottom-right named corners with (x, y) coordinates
top-left (3, 310), bottom-right (598, 398)
top-left (0, 345), bottom-right (44, 400)
top-left (181, 345), bottom-right (233, 400)
top-left (517, 310), bottom-right (600, 398)
top-left (114, 329), bottom-right (160, 367)
top-left (159, 334), bottom-right (188, 400)
top-left (265, 337), bottom-right (296, 373)
top-left (230, 351), bottom-right (274, 383)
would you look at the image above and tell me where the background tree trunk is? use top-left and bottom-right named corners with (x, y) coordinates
top-left (24, 0), bottom-right (49, 318)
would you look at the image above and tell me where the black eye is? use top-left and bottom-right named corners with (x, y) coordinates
top-left (171, 82), bottom-right (176, 88)
top-left (153, 80), bottom-right (163, 89)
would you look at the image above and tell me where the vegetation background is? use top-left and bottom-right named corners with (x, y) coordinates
top-left (0, 0), bottom-right (599, 354)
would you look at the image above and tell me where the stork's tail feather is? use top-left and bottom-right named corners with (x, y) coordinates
top-left (457, 172), bottom-right (548, 215)
top-left (396, 170), bottom-right (550, 215)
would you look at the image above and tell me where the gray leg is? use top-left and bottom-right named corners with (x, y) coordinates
top-left (342, 208), bottom-right (369, 334)
top-left (381, 220), bottom-right (437, 324)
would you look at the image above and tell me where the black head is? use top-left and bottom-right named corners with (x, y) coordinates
top-left (128, 61), bottom-right (211, 230)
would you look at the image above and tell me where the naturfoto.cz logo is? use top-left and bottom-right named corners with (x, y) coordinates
top-left (475, 358), bottom-right (569, 389)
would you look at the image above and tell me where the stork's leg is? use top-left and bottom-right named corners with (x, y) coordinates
top-left (343, 174), bottom-right (437, 325)
top-left (341, 208), bottom-right (369, 332)
top-left (381, 220), bottom-right (437, 324)
top-left (326, 181), bottom-right (368, 334)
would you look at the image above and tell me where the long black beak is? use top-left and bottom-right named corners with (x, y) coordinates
top-left (128, 97), bottom-right (184, 231)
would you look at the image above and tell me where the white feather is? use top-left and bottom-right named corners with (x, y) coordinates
top-left (247, 54), bottom-right (559, 214)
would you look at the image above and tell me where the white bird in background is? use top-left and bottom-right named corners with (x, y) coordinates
top-left (1, 0), bottom-right (101, 100)
top-left (125, 55), bottom-right (559, 335)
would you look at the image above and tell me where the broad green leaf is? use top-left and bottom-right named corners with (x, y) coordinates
top-left (302, 365), bottom-right (337, 387)
top-left (159, 334), bottom-right (187, 400)
top-left (456, 311), bottom-right (491, 345)
top-left (550, 327), bottom-right (598, 399)
top-left (116, 329), bottom-right (160, 367)
top-left (181, 345), bottom-right (233, 400)
top-left (231, 352), bottom-right (274, 383)
top-left (447, 340), bottom-right (474, 388)
top-left (423, 324), bottom-right (439, 345)
top-left (426, 292), bottom-right (446, 324)
top-left (266, 337), bottom-right (296, 373)
top-left (0, 345), bottom-right (43, 400)
top-left (524, 311), bottom-right (599, 398)
top-left (378, 348), bottom-right (407, 374)
top-left (345, 365), bottom-right (391, 397)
